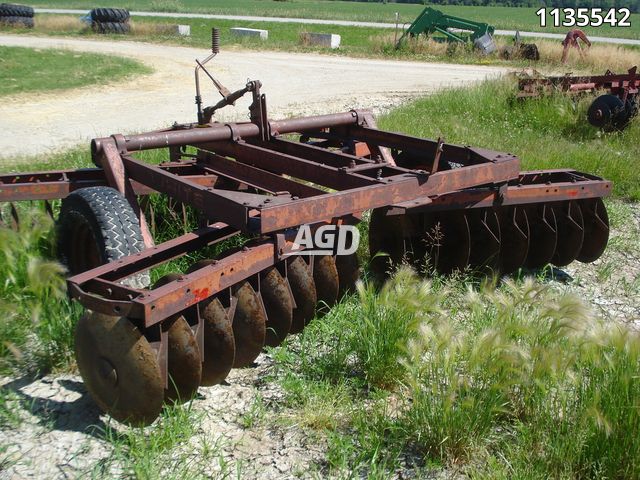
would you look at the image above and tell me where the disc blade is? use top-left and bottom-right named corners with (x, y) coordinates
top-left (369, 208), bottom-right (420, 277)
top-left (287, 256), bottom-right (317, 334)
top-left (153, 274), bottom-right (202, 402)
top-left (421, 211), bottom-right (470, 275)
top-left (261, 267), bottom-right (293, 347)
top-left (577, 198), bottom-right (609, 263)
top-left (552, 202), bottom-right (585, 267)
top-left (335, 253), bottom-right (360, 297)
top-left (524, 204), bottom-right (558, 269)
top-left (313, 255), bottom-right (339, 311)
top-left (468, 208), bottom-right (501, 274)
top-left (165, 316), bottom-right (202, 403)
top-left (185, 260), bottom-right (236, 384)
top-left (232, 281), bottom-right (266, 367)
top-left (198, 297), bottom-right (235, 386)
top-left (498, 206), bottom-right (529, 275)
top-left (75, 312), bottom-right (163, 426)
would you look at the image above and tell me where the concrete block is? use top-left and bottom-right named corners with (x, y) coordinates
top-left (231, 27), bottom-right (268, 40)
top-left (177, 24), bottom-right (190, 36)
top-left (300, 32), bottom-right (341, 49)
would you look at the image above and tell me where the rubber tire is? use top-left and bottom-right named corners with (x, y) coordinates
top-left (0, 3), bottom-right (34, 17)
top-left (90, 8), bottom-right (130, 23)
top-left (587, 94), bottom-right (625, 132)
top-left (92, 21), bottom-right (130, 34)
top-left (57, 187), bottom-right (145, 276)
top-left (0, 15), bottom-right (33, 27)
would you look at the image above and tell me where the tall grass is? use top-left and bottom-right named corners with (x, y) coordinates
top-left (0, 207), bottom-right (82, 374)
top-left (373, 33), bottom-right (639, 73)
top-left (273, 268), bottom-right (640, 477)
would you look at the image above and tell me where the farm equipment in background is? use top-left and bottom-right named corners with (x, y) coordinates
top-left (518, 66), bottom-right (639, 131)
top-left (501, 31), bottom-right (540, 61)
top-left (396, 7), bottom-right (497, 54)
top-left (0, 30), bottom-right (612, 426)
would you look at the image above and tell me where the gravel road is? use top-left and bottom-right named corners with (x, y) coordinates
top-left (34, 9), bottom-right (640, 46)
top-left (0, 34), bottom-right (506, 162)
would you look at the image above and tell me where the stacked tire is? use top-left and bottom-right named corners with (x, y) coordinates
top-left (90, 8), bottom-right (130, 34)
top-left (0, 3), bottom-right (35, 28)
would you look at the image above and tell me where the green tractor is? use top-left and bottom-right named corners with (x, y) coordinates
top-left (396, 7), bottom-right (497, 54)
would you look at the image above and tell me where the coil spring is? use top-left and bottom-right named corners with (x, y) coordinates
top-left (212, 28), bottom-right (220, 54)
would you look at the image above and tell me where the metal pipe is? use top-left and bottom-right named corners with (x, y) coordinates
top-left (92, 111), bottom-right (362, 154)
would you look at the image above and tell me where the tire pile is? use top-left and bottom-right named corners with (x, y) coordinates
top-left (0, 3), bottom-right (34, 28)
top-left (90, 8), bottom-right (130, 34)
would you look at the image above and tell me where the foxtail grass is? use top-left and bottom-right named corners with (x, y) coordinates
top-left (273, 267), bottom-right (640, 477)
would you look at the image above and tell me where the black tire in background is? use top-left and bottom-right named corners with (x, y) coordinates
top-left (57, 187), bottom-right (145, 276)
top-left (92, 21), bottom-right (130, 34)
top-left (90, 8), bottom-right (130, 23)
top-left (0, 3), bottom-right (34, 17)
top-left (587, 94), bottom-right (626, 132)
top-left (0, 15), bottom-right (33, 27)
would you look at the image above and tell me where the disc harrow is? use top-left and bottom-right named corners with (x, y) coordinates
top-left (518, 66), bottom-right (638, 131)
top-left (0, 34), bottom-right (612, 426)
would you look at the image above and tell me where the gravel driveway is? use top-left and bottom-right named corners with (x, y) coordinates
top-left (0, 34), bottom-right (506, 162)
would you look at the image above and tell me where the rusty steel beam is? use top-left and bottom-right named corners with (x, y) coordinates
top-left (196, 150), bottom-right (325, 198)
top-left (0, 165), bottom-right (218, 202)
top-left (257, 156), bottom-right (520, 232)
top-left (518, 66), bottom-right (638, 98)
top-left (388, 169), bottom-right (612, 214)
top-left (346, 126), bottom-right (514, 166)
top-left (205, 140), bottom-right (378, 190)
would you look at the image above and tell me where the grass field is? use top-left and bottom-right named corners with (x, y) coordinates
top-left (21, 0), bottom-right (640, 40)
top-left (0, 45), bottom-right (151, 96)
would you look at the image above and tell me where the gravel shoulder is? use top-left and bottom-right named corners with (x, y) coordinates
top-left (0, 34), bottom-right (506, 162)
